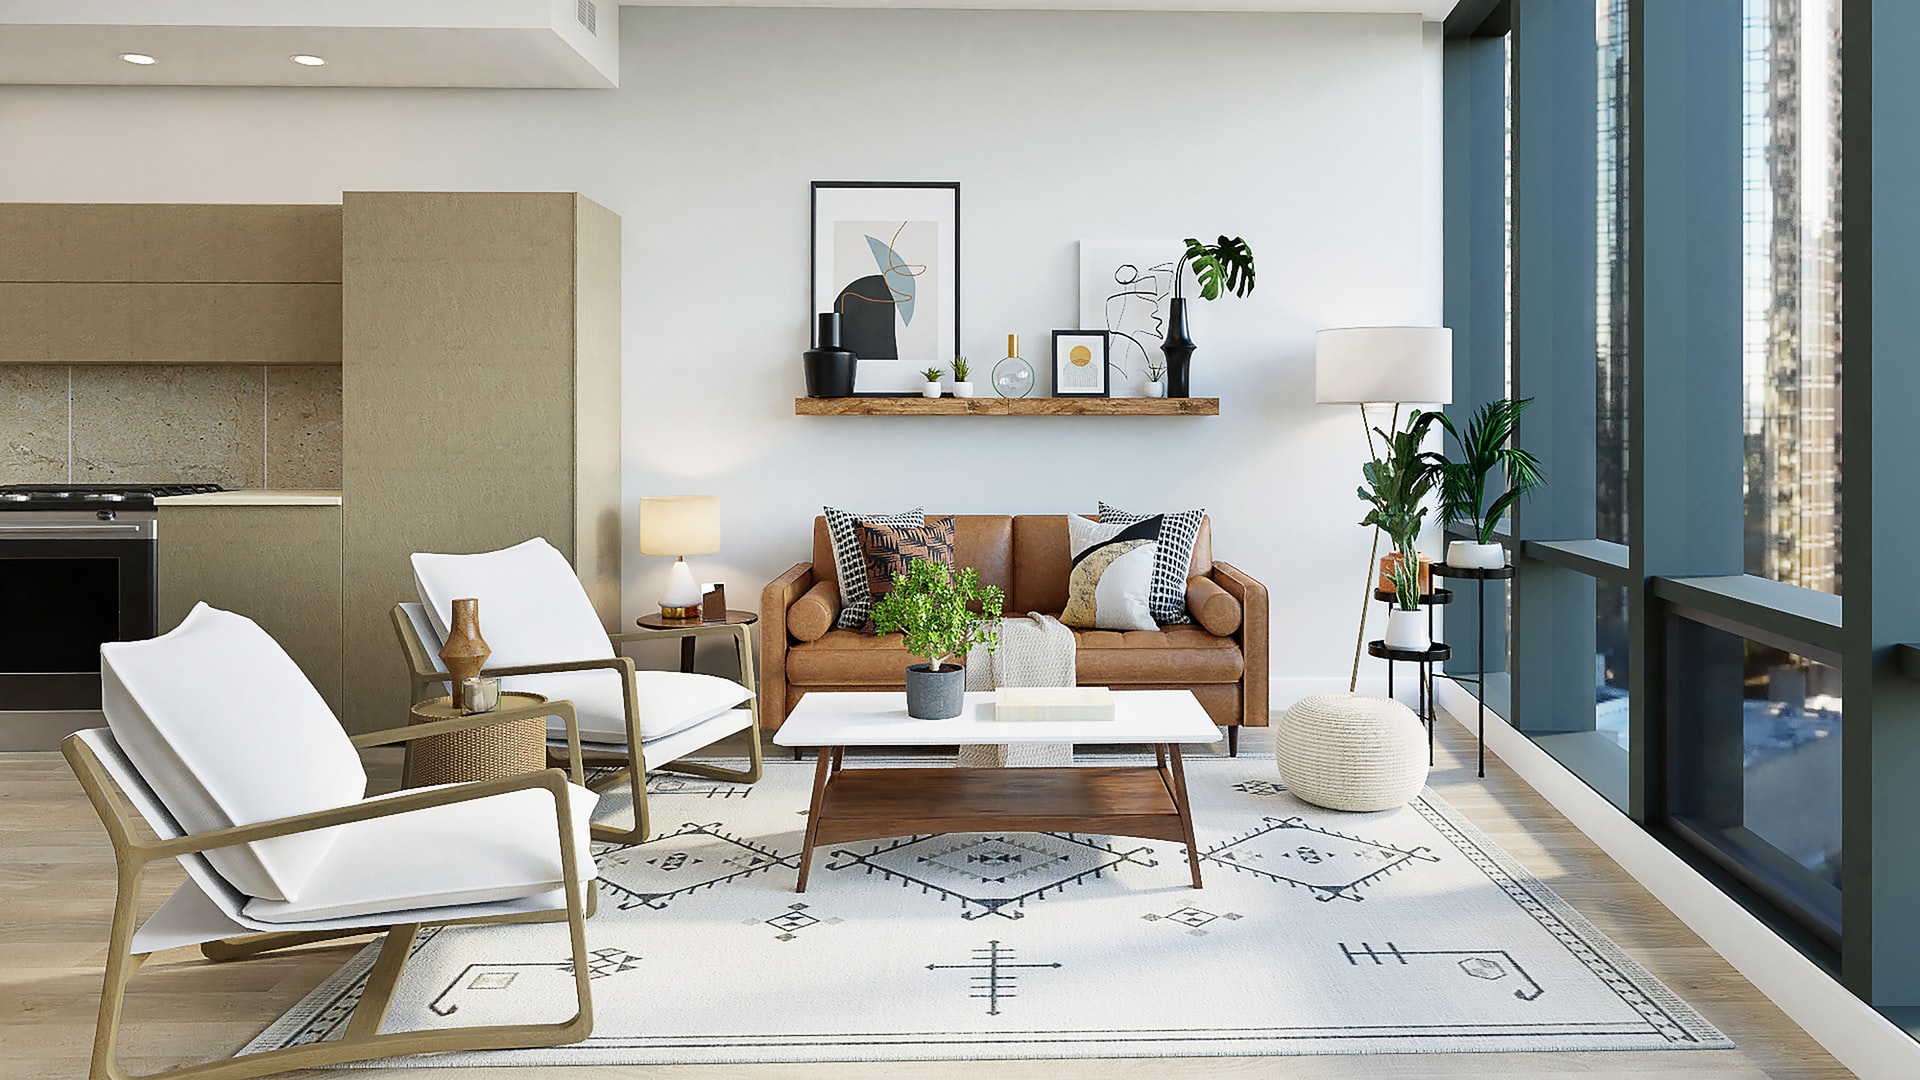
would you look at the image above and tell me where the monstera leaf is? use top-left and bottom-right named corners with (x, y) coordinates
top-left (1182, 235), bottom-right (1257, 301)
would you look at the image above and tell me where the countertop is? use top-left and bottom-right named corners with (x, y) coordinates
top-left (155, 489), bottom-right (342, 507)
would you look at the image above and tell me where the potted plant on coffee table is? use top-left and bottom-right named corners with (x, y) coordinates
top-left (1357, 411), bottom-right (1443, 652)
top-left (1434, 397), bottom-right (1546, 569)
top-left (869, 559), bottom-right (1004, 719)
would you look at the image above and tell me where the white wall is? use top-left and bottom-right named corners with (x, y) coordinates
top-left (0, 7), bottom-right (1443, 699)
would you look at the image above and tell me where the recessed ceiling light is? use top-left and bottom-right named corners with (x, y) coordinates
top-left (118, 53), bottom-right (156, 65)
top-left (290, 54), bottom-right (326, 67)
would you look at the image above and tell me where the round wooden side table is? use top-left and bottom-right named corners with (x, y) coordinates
top-left (634, 609), bottom-right (759, 673)
top-left (407, 691), bottom-right (550, 787)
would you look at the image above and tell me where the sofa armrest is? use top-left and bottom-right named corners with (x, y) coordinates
top-left (1210, 561), bottom-right (1269, 728)
top-left (760, 562), bottom-right (816, 731)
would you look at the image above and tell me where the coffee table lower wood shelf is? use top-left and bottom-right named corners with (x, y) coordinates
top-left (797, 749), bottom-right (1204, 891)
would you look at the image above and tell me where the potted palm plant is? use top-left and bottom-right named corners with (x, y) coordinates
top-left (1357, 411), bottom-right (1443, 651)
top-left (869, 559), bottom-right (1004, 719)
top-left (1163, 235), bottom-right (1256, 398)
top-left (1435, 397), bottom-right (1546, 569)
top-left (920, 365), bottom-right (945, 399)
top-left (951, 356), bottom-right (974, 399)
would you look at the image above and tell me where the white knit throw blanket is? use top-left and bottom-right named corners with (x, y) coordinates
top-left (960, 613), bottom-right (1075, 767)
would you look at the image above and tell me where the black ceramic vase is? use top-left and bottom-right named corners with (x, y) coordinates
top-left (804, 312), bottom-right (857, 397)
top-left (1161, 298), bottom-right (1196, 398)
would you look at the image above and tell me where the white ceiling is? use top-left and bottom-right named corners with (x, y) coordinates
top-left (0, 0), bottom-right (1455, 89)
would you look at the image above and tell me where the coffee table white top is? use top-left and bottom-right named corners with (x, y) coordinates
top-left (772, 689), bottom-right (1222, 747)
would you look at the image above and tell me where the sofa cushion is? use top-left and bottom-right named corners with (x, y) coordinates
top-left (411, 538), bottom-right (615, 670)
top-left (101, 603), bottom-right (367, 902)
top-left (786, 623), bottom-right (1243, 686)
top-left (503, 668), bottom-right (751, 743)
top-left (856, 516), bottom-right (957, 632)
top-left (1100, 502), bottom-right (1205, 625)
top-left (788, 581), bottom-right (840, 642)
top-left (1061, 515), bottom-right (1160, 631)
top-left (242, 781), bottom-right (598, 924)
top-left (1186, 575), bottom-right (1244, 636)
top-left (823, 505), bottom-right (924, 631)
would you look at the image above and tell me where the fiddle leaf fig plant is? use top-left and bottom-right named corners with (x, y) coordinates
top-left (1175, 235), bottom-right (1257, 302)
top-left (1435, 397), bottom-right (1546, 543)
top-left (869, 559), bottom-right (1004, 672)
top-left (1357, 411), bottom-right (1445, 611)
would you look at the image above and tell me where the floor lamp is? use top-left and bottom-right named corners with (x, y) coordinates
top-left (1315, 326), bottom-right (1454, 692)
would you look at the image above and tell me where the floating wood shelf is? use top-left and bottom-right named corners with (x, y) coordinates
top-left (794, 397), bottom-right (1220, 417)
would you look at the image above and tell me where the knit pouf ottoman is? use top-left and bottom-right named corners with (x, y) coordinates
top-left (1275, 692), bottom-right (1428, 811)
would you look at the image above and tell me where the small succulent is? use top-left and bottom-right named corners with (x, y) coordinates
top-left (951, 356), bottom-right (971, 382)
top-left (1146, 359), bottom-right (1168, 382)
top-left (920, 365), bottom-right (945, 383)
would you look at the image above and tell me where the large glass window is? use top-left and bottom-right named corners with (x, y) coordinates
top-left (1668, 620), bottom-right (1842, 940)
top-left (1741, 0), bottom-right (1844, 594)
top-left (1596, 0), bottom-right (1630, 544)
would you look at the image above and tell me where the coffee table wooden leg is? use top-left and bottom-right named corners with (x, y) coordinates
top-left (831, 747), bottom-right (844, 773)
top-left (1166, 744), bottom-right (1204, 889)
top-left (797, 748), bottom-right (833, 893)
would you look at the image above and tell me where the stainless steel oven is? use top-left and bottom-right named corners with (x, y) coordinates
top-left (0, 484), bottom-right (219, 711)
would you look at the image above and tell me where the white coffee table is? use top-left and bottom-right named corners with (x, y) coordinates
top-left (773, 689), bottom-right (1221, 891)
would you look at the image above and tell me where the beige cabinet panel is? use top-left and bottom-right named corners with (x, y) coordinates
top-left (159, 504), bottom-right (344, 714)
top-left (0, 203), bottom-right (341, 283)
top-left (0, 282), bottom-right (341, 363)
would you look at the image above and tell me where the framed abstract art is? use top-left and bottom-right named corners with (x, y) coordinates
top-left (1051, 330), bottom-right (1111, 397)
top-left (810, 181), bottom-right (960, 394)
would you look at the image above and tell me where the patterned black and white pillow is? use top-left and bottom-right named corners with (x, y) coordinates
top-left (824, 505), bottom-right (925, 631)
top-left (1099, 502), bottom-right (1205, 625)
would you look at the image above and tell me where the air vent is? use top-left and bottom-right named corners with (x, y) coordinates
top-left (576, 0), bottom-right (597, 35)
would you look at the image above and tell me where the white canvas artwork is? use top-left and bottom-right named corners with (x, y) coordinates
top-left (1078, 241), bottom-right (1194, 397)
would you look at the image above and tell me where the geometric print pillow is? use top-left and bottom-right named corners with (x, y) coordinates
top-left (825, 505), bottom-right (924, 631)
top-left (854, 516), bottom-right (957, 633)
top-left (1098, 502), bottom-right (1205, 625)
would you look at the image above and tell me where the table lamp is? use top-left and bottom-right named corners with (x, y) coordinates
top-left (1315, 326), bottom-right (1453, 691)
top-left (639, 495), bottom-right (721, 620)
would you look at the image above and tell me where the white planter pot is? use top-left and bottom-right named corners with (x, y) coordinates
top-left (952, 381), bottom-right (974, 399)
top-left (1384, 608), bottom-right (1430, 652)
top-left (1144, 380), bottom-right (1167, 399)
top-left (921, 381), bottom-right (942, 399)
top-left (1446, 540), bottom-right (1508, 570)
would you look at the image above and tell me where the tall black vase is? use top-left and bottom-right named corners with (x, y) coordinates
top-left (803, 312), bottom-right (857, 397)
top-left (1161, 298), bottom-right (1197, 398)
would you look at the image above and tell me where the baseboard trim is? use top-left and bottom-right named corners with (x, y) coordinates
top-left (0, 711), bottom-right (100, 751)
top-left (1432, 677), bottom-right (1918, 1080)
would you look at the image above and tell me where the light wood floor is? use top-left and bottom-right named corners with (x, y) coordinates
top-left (1, 715), bottom-right (1853, 1080)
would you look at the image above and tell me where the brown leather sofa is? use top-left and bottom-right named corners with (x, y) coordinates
top-left (760, 514), bottom-right (1269, 755)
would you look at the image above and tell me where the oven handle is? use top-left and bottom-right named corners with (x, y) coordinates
top-left (0, 523), bottom-right (154, 537)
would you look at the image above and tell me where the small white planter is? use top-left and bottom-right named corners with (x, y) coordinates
top-left (1446, 540), bottom-right (1508, 570)
top-left (952, 381), bottom-right (974, 399)
top-left (1384, 608), bottom-right (1430, 652)
top-left (921, 381), bottom-right (942, 399)
top-left (1143, 380), bottom-right (1167, 399)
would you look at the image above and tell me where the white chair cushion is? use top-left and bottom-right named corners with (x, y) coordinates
top-left (412, 538), bottom-right (615, 671)
top-left (507, 668), bottom-right (753, 743)
top-left (101, 603), bottom-right (367, 902)
top-left (243, 782), bottom-right (599, 924)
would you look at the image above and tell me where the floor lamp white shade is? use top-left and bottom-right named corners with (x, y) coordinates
top-left (1315, 326), bottom-right (1454, 406)
top-left (640, 496), bottom-right (721, 613)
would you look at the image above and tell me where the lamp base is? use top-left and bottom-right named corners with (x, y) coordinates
top-left (657, 603), bottom-right (703, 622)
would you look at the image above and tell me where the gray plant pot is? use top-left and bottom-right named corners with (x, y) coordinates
top-left (904, 663), bottom-right (965, 720)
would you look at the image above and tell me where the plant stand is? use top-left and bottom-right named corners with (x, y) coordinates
top-left (1430, 562), bottom-right (1515, 778)
top-left (1366, 637), bottom-right (1451, 768)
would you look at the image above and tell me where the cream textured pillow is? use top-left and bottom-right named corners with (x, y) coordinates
top-left (1060, 515), bottom-right (1161, 632)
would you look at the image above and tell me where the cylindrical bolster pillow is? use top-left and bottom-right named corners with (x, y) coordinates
top-left (788, 581), bottom-right (841, 642)
top-left (1186, 576), bottom-right (1242, 637)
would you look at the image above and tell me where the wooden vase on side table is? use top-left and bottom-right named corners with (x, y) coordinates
top-left (439, 597), bottom-right (491, 711)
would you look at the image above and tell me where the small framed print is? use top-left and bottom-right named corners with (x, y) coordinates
top-left (1051, 330), bottom-right (1111, 397)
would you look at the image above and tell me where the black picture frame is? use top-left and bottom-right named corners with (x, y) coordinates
top-left (1050, 330), bottom-right (1111, 397)
top-left (810, 181), bottom-right (961, 396)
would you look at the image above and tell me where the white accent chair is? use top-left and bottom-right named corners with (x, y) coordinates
top-left (396, 537), bottom-right (764, 845)
top-left (66, 602), bottom-right (600, 1080)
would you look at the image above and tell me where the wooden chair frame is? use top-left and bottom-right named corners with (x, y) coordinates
top-left (391, 605), bottom-right (764, 846)
top-left (64, 703), bottom-right (595, 1080)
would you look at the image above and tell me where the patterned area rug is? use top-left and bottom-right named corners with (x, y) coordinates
top-left (241, 756), bottom-right (1730, 1064)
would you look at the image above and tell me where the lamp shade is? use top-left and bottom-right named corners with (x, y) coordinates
top-left (639, 496), bottom-right (721, 556)
top-left (1314, 326), bottom-right (1453, 405)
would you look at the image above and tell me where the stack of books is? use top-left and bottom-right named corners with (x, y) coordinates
top-left (992, 686), bottom-right (1116, 722)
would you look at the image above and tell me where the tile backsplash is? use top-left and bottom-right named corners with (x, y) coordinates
top-left (0, 364), bottom-right (342, 489)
